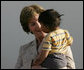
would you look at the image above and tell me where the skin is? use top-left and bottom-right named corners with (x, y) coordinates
top-left (28, 14), bottom-right (47, 69)
top-left (32, 22), bottom-right (72, 66)
top-left (28, 14), bottom-right (72, 69)
top-left (32, 50), bottom-right (50, 66)
top-left (40, 23), bottom-right (50, 33)
top-left (40, 22), bottom-right (60, 33)
top-left (28, 14), bottom-right (47, 46)
top-left (29, 16), bottom-right (61, 67)
top-left (32, 22), bottom-right (61, 66)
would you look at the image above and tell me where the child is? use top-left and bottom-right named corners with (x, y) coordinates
top-left (32, 9), bottom-right (73, 69)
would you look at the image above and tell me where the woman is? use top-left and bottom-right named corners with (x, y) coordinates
top-left (15, 4), bottom-right (75, 69)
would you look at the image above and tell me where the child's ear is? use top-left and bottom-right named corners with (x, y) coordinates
top-left (56, 18), bottom-right (60, 23)
top-left (40, 23), bottom-right (44, 28)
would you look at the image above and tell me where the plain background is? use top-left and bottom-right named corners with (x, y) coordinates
top-left (1, 1), bottom-right (83, 69)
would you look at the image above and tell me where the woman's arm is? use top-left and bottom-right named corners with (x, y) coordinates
top-left (66, 46), bottom-right (76, 69)
top-left (32, 50), bottom-right (50, 66)
top-left (15, 46), bottom-right (23, 69)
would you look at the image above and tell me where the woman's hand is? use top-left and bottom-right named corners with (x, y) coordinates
top-left (31, 65), bottom-right (42, 69)
top-left (32, 59), bottom-right (37, 66)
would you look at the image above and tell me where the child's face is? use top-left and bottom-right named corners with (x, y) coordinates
top-left (40, 22), bottom-right (50, 33)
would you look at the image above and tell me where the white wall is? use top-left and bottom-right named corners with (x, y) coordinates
top-left (1, 1), bottom-right (83, 69)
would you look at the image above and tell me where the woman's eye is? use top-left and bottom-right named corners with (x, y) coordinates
top-left (31, 23), bottom-right (35, 26)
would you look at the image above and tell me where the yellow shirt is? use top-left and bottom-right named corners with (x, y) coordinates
top-left (42, 29), bottom-right (73, 54)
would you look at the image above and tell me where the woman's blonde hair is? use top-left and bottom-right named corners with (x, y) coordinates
top-left (20, 4), bottom-right (45, 33)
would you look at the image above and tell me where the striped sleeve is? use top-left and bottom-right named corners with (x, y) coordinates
top-left (42, 34), bottom-right (52, 51)
top-left (64, 30), bottom-right (73, 45)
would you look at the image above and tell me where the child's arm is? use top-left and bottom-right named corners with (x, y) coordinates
top-left (32, 49), bottom-right (50, 66)
top-left (32, 34), bottom-right (51, 66)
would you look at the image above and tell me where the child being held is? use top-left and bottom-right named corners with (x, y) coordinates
top-left (32, 9), bottom-right (73, 69)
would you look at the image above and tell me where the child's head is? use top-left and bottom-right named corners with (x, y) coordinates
top-left (38, 9), bottom-right (63, 33)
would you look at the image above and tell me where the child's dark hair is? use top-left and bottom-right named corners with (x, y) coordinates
top-left (38, 9), bottom-right (63, 31)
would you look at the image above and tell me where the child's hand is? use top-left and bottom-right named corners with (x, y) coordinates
top-left (31, 65), bottom-right (42, 69)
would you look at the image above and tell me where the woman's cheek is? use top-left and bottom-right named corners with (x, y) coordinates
top-left (30, 26), bottom-right (35, 32)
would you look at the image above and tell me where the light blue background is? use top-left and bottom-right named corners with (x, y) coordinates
top-left (1, 1), bottom-right (83, 69)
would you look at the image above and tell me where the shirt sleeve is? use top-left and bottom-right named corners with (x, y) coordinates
top-left (15, 46), bottom-right (23, 69)
top-left (65, 30), bottom-right (73, 45)
top-left (42, 34), bottom-right (52, 51)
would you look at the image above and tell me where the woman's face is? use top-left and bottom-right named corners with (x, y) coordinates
top-left (28, 14), bottom-right (45, 37)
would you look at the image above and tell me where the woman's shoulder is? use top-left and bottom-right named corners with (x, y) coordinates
top-left (20, 39), bottom-right (36, 51)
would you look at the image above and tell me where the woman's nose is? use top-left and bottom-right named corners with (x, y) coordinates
top-left (36, 22), bottom-right (41, 28)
